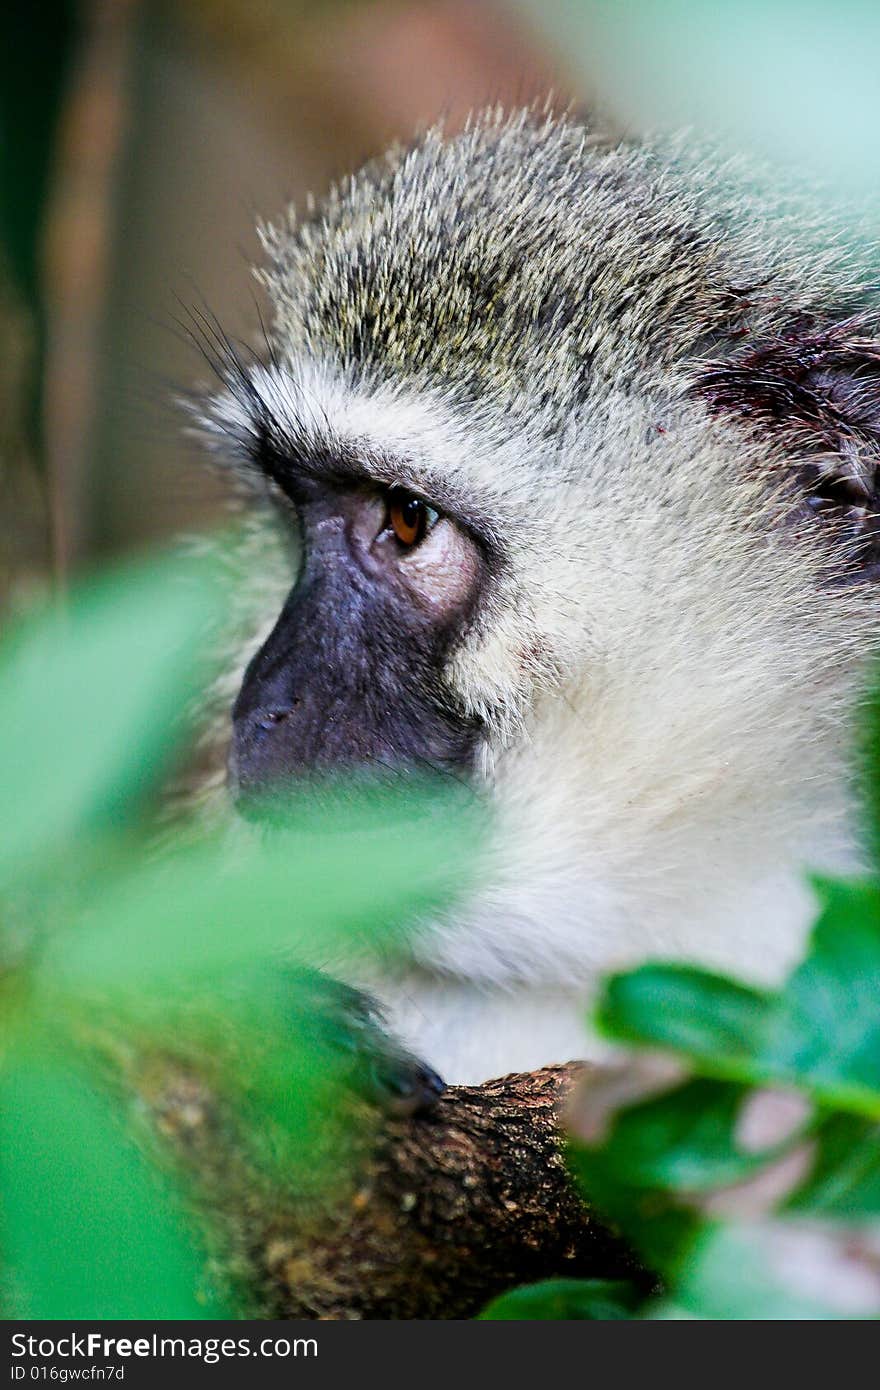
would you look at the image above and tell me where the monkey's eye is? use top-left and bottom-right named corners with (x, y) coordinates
top-left (386, 489), bottom-right (439, 549)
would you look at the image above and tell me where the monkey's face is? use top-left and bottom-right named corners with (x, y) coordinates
top-left (228, 467), bottom-right (485, 805)
top-left (194, 114), bottom-right (880, 1002)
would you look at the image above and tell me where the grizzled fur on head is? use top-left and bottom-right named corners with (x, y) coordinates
top-left (253, 111), bottom-right (848, 415)
top-left (193, 109), bottom-right (880, 1078)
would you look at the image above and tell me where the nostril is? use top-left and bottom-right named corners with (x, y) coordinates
top-left (256, 707), bottom-right (292, 731)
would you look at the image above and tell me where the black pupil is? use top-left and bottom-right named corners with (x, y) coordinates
top-left (400, 496), bottom-right (421, 531)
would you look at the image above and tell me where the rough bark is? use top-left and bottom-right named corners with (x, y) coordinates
top-left (147, 1060), bottom-right (642, 1320)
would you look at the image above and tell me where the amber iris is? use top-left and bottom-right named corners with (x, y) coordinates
top-left (388, 490), bottom-right (429, 547)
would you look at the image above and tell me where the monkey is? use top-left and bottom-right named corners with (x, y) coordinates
top-left (191, 109), bottom-right (880, 1095)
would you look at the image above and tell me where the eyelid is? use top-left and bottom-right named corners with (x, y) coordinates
top-left (387, 482), bottom-right (438, 512)
top-left (248, 439), bottom-right (481, 540)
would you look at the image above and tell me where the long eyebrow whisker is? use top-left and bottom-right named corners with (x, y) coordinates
top-left (185, 313), bottom-right (503, 559)
top-left (250, 290), bottom-right (282, 376)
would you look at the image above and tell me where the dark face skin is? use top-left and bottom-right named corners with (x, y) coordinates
top-left (229, 477), bottom-right (484, 807)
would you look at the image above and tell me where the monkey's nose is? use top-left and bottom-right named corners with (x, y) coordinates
top-left (253, 706), bottom-right (294, 731)
top-left (236, 702), bottom-right (301, 747)
top-left (227, 704), bottom-right (301, 814)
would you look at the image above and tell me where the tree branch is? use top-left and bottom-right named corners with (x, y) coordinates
top-left (148, 1060), bottom-right (642, 1319)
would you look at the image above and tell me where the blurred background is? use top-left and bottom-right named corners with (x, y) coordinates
top-left (0, 0), bottom-right (582, 613)
top-left (2, 0), bottom-right (880, 611)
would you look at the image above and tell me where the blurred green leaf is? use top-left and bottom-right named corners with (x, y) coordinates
top-left (0, 1043), bottom-right (228, 1319)
top-left (759, 879), bottom-right (880, 1109)
top-left (39, 781), bottom-right (482, 993)
top-left (597, 967), bottom-right (768, 1076)
top-left (573, 1079), bottom-right (765, 1192)
top-left (574, 847), bottom-right (880, 1309)
top-left (216, 966), bottom-right (377, 1167)
top-left (786, 1113), bottom-right (880, 1219)
top-left (568, 1080), bottom-right (758, 1272)
top-left (479, 1278), bottom-right (641, 1320)
top-left (597, 881), bottom-right (880, 1116)
top-left (0, 553), bottom-right (223, 888)
top-left (114, 965), bottom-right (383, 1190)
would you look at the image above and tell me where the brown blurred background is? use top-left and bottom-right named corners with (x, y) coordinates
top-left (0, 0), bottom-right (587, 611)
top-left (4, 2), bottom-right (878, 615)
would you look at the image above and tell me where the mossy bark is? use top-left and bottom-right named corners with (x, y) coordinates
top-left (145, 1059), bottom-right (641, 1320)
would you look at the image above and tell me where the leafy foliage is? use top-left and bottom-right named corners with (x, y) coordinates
top-left (4, 545), bottom-right (880, 1320)
top-left (596, 876), bottom-right (880, 1116)
top-left (0, 548), bottom-right (482, 1317)
top-left (0, 1043), bottom-right (226, 1320)
top-left (497, 881), bottom-right (880, 1318)
top-left (0, 554), bottom-right (220, 888)
top-left (480, 1278), bottom-right (640, 1321)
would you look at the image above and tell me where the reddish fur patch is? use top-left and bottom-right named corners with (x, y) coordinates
top-left (691, 314), bottom-right (880, 579)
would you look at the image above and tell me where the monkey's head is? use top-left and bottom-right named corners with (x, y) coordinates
top-left (198, 112), bottom-right (880, 987)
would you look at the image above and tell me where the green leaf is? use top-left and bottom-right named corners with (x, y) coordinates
top-left (786, 1113), bottom-right (880, 1219)
top-left (597, 882), bottom-right (880, 1116)
top-left (479, 1278), bottom-right (641, 1321)
top-left (573, 1080), bottom-right (765, 1192)
top-left (597, 966), bottom-right (770, 1076)
top-left (112, 965), bottom-right (384, 1191)
top-left (0, 1043), bottom-right (230, 1318)
top-left (578, 866), bottom-right (880, 1296)
top-left (568, 1080), bottom-right (761, 1272)
top-left (0, 552), bottom-right (223, 888)
top-left (755, 879), bottom-right (880, 1110)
